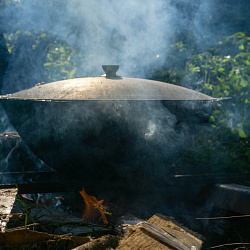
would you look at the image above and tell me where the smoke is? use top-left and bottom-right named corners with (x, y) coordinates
top-left (1, 0), bottom-right (240, 93)
top-left (63, 0), bottom-right (172, 77)
top-left (1, 0), bottom-right (173, 89)
top-left (0, 0), bottom-right (247, 237)
top-left (6, 100), bottom-right (191, 177)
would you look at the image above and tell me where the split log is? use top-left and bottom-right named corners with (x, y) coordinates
top-left (117, 213), bottom-right (204, 250)
top-left (0, 188), bottom-right (18, 232)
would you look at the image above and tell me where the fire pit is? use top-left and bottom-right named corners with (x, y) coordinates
top-left (0, 65), bottom-right (230, 193)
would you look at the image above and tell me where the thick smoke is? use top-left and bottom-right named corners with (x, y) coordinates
top-left (0, 0), bottom-right (235, 93)
top-left (1, 0), bottom-right (173, 93)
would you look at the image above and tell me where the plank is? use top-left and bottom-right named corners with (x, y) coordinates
top-left (0, 187), bottom-right (18, 232)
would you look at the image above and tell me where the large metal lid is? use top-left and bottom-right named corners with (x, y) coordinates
top-left (0, 65), bottom-right (219, 101)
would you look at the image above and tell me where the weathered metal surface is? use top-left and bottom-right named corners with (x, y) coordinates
top-left (0, 77), bottom-right (217, 101)
top-left (0, 67), bottom-right (230, 192)
top-left (102, 64), bottom-right (120, 78)
top-left (1, 99), bottom-right (211, 194)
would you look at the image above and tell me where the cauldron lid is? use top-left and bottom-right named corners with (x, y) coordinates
top-left (1, 65), bottom-right (218, 101)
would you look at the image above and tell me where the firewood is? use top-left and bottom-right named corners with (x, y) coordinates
top-left (117, 213), bottom-right (204, 249)
top-left (0, 187), bottom-right (18, 232)
top-left (136, 221), bottom-right (190, 250)
top-left (0, 228), bottom-right (89, 248)
top-left (72, 235), bottom-right (119, 250)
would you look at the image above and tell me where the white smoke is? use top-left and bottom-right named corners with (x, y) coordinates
top-left (55, 0), bottom-right (172, 76)
top-left (1, 0), bottom-right (173, 80)
top-left (1, 0), bottom-right (227, 91)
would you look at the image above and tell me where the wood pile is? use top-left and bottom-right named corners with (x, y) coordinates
top-left (0, 187), bottom-right (204, 249)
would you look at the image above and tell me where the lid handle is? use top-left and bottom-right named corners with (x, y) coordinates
top-left (102, 65), bottom-right (119, 78)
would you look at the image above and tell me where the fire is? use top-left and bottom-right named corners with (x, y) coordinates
top-left (79, 187), bottom-right (108, 224)
top-left (21, 194), bottom-right (33, 201)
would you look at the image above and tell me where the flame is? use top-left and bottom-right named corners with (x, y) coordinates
top-left (79, 187), bottom-right (108, 224)
top-left (21, 194), bottom-right (34, 201)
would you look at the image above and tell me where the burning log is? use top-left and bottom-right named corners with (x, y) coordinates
top-left (79, 187), bottom-right (108, 224)
top-left (8, 193), bottom-right (114, 238)
top-left (117, 214), bottom-right (204, 249)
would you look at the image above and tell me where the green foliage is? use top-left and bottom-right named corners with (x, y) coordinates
top-left (184, 32), bottom-right (249, 141)
top-left (4, 30), bottom-right (77, 83)
top-left (185, 33), bottom-right (250, 100)
top-left (154, 32), bottom-right (250, 173)
top-left (17, 198), bottom-right (28, 226)
top-left (44, 38), bottom-right (76, 82)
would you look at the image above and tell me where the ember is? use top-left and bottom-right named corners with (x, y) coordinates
top-left (79, 187), bottom-right (108, 224)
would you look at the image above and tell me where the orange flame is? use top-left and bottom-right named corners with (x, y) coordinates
top-left (21, 194), bottom-right (34, 201)
top-left (79, 187), bottom-right (108, 224)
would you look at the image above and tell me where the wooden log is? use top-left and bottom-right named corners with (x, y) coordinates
top-left (0, 228), bottom-right (89, 248)
top-left (72, 235), bottom-right (119, 250)
top-left (0, 187), bottom-right (18, 232)
top-left (117, 213), bottom-right (204, 250)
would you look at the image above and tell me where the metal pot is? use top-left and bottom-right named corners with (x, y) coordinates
top-left (0, 65), bottom-right (229, 191)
